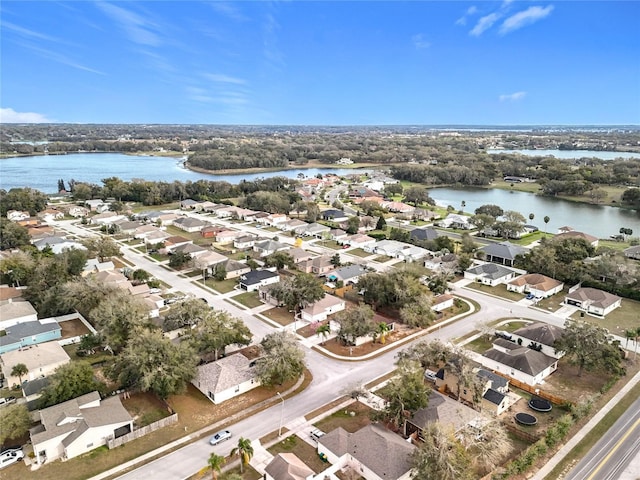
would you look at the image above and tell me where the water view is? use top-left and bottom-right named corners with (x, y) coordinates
top-left (430, 186), bottom-right (640, 239)
top-left (486, 149), bottom-right (640, 160)
top-left (0, 153), bottom-right (370, 193)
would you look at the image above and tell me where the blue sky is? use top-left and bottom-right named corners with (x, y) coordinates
top-left (1, 1), bottom-right (638, 125)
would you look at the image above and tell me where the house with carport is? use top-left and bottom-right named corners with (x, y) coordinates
top-left (30, 391), bottom-right (132, 465)
top-left (191, 353), bottom-right (259, 404)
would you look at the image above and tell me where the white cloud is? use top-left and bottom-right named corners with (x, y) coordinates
top-left (0, 107), bottom-right (52, 123)
top-left (412, 34), bottom-right (431, 49)
top-left (499, 91), bottom-right (527, 102)
top-left (204, 73), bottom-right (247, 85)
top-left (470, 13), bottom-right (501, 36)
top-left (209, 2), bottom-right (248, 22)
top-left (499, 5), bottom-right (554, 35)
top-left (456, 6), bottom-right (478, 25)
top-left (96, 2), bottom-right (161, 46)
top-left (2, 21), bottom-right (62, 43)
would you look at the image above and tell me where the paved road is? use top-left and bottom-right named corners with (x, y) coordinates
top-left (564, 394), bottom-right (640, 480)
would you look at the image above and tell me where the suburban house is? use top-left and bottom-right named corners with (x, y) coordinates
top-left (180, 199), bottom-right (198, 209)
top-left (173, 216), bottom-right (209, 233)
top-left (7, 210), bottom-right (31, 221)
top-left (480, 242), bottom-right (528, 267)
top-left (327, 264), bottom-right (368, 285)
top-left (329, 228), bottom-right (348, 241)
top-left (33, 236), bottom-right (87, 254)
top-left (280, 219), bottom-right (308, 232)
top-left (38, 208), bottom-right (65, 222)
top-left (383, 201), bottom-right (414, 214)
top-left (89, 211), bottom-right (127, 225)
top-left (295, 223), bottom-right (331, 238)
top-left (30, 391), bottom-right (133, 465)
top-left (424, 253), bottom-right (458, 272)
top-left (171, 243), bottom-right (209, 258)
top-left (67, 205), bottom-right (89, 218)
top-left (564, 286), bottom-right (622, 317)
top-left (507, 274), bottom-right (564, 298)
top-left (113, 220), bottom-right (143, 236)
top-left (409, 227), bottom-right (440, 243)
top-left (437, 213), bottom-right (473, 230)
top-left (234, 234), bottom-right (257, 250)
top-left (300, 294), bottom-right (346, 323)
top-left (264, 213), bottom-right (289, 226)
top-left (322, 209), bottom-right (349, 223)
top-left (464, 263), bottom-right (519, 286)
top-left (503, 323), bottom-right (565, 359)
top-left (195, 251), bottom-right (228, 271)
top-left (298, 255), bottom-right (335, 275)
top-left (218, 259), bottom-right (251, 279)
top-left (253, 240), bottom-right (290, 257)
top-left (155, 212), bottom-right (180, 226)
top-left (163, 235), bottom-right (193, 252)
top-left (554, 230), bottom-right (599, 248)
top-left (133, 224), bottom-right (165, 240)
top-left (288, 247), bottom-right (315, 265)
top-left (191, 353), bottom-right (259, 404)
top-left (339, 233), bottom-right (376, 250)
top-left (85, 199), bottom-right (110, 212)
top-left (405, 390), bottom-right (485, 439)
top-left (239, 270), bottom-right (280, 291)
top-left (396, 245), bottom-right (430, 263)
top-left (623, 245), bottom-right (640, 260)
top-left (368, 239), bottom-right (406, 256)
top-left (215, 229), bottom-right (241, 244)
top-left (1, 341), bottom-right (71, 387)
top-left (431, 294), bottom-right (455, 313)
top-left (0, 319), bottom-right (62, 354)
top-left (480, 338), bottom-right (559, 386)
top-left (0, 300), bottom-right (38, 329)
top-left (22, 376), bottom-right (50, 405)
top-left (265, 453), bottom-right (314, 480)
top-left (317, 424), bottom-right (415, 480)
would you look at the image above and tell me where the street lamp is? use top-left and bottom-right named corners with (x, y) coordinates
top-left (277, 392), bottom-right (284, 436)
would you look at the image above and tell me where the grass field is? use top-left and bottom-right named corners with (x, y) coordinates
top-left (568, 298), bottom-right (640, 335)
top-left (465, 282), bottom-right (524, 302)
top-left (232, 291), bottom-right (264, 309)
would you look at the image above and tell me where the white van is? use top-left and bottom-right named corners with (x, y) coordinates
top-left (0, 448), bottom-right (24, 469)
top-left (310, 428), bottom-right (325, 442)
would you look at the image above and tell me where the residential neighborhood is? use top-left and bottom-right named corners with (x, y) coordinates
top-left (1, 170), bottom-right (639, 480)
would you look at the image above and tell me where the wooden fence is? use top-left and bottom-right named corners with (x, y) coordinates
top-left (107, 413), bottom-right (178, 449)
top-left (491, 371), bottom-right (570, 406)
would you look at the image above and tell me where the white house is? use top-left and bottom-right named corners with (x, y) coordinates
top-left (507, 274), bottom-right (564, 298)
top-left (317, 424), bottom-right (415, 480)
top-left (192, 353), bottom-right (259, 404)
top-left (300, 295), bottom-right (346, 323)
top-left (0, 300), bottom-right (38, 330)
top-left (173, 216), bottom-right (209, 233)
top-left (437, 213), bottom-right (473, 230)
top-left (7, 210), bottom-right (31, 221)
top-left (464, 263), bottom-right (518, 286)
top-left (339, 234), bottom-right (376, 250)
top-left (253, 240), bottom-right (290, 257)
top-left (503, 323), bottom-right (565, 359)
top-left (239, 270), bottom-right (280, 291)
top-left (1, 342), bottom-right (71, 387)
top-left (564, 286), bottom-right (622, 317)
top-left (30, 391), bottom-right (133, 465)
top-left (431, 294), bottom-right (454, 312)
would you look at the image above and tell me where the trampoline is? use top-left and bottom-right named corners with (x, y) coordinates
top-left (529, 397), bottom-right (552, 412)
top-left (515, 412), bottom-right (538, 426)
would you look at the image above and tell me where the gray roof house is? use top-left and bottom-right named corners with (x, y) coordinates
top-left (295, 222), bottom-right (331, 238)
top-left (239, 270), bottom-right (280, 291)
top-left (464, 263), bottom-right (518, 286)
top-left (327, 264), bottom-right (368, 284)
top-left (253, 240), bottom-right (290, 257)
top-left (0, 319), bottom-right (62, 354)
top-left (265, 453), bottom-right (314, 480)
top-left (173, 216), bottom-right (209, 233)
top-left (564, 287), bottom-right (622, 317)
top-left (480, 242), bottom-right (528, 267)
top-left (30, 391), bottom-right (133, 465)
top-left (481, 338), bottom-right (559, 386)
top-left (409, 227), bottom-right (440, 242)
top-left (405, 391), bottom-right (482, 438)
top-left (318, 424), bottom-right (415, 480)
top-left (192, 353), bottom-right (259, 404)
top-left (623, 245), bottom-right (640, 260)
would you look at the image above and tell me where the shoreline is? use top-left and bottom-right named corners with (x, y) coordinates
top-left (183, 159), bottom-right (379, 176)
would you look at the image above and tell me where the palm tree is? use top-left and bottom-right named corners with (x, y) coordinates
top-left (543, 215), bottom-right (550, 233)
top-left (624, 329), bottom-right (635, 348)
top-left (316, 323), bottom-right (331, 345)
top-left (11, 363), bottom-right (28, 384)
top-left (207, 453), bottom-right (225, 480)
top-left (230, 437), bottom-right (254, 473)
top-left (376, 322), bottom-right (391, 344)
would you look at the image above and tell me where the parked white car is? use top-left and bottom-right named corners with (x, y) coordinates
top-left (0, 448), bottom-right (24, 469)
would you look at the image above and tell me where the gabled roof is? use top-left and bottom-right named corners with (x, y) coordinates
top-left (174, 217), bottom-right (208, 228)
top-left (476, 368), bottom-right (509, 390)
top-left (172, 243), bottom-right (208, 255)
top-left (302, 295), bottom-right (344, 316)
top-left (240, 270), bottom-right (279, 285)
top-left (328, 264), bottom-right (367, 282)
top-left (466, 263), bottom-right (516, 280)
top-left (484, 343), bottom-right (557, 376)
top-left (265, 453), bottom-right (314, 480)
top-left (513, 323), bottom-right (564, 346)
top-left (480, 242), bottom-right (527, 261)
top-left (0, 320), bottom-right (61, 348)
top-left (508, 273), bottom-right (562, 292)
top-left (254, 240), bottom-right (289, 251)
top-left (0, 300), bottom-right (38, 320)
top-left (222, 259), bottom-right (250, 273)
top-left (22, 376), bottom-right (50, 396)
top-left (410, 227), bottom-right (440, 241)
top-left (409, 391), bottom-right (479, 432)
top-left (193, 353), bottom-right (256, 394)
top-left (320, 424), bottom-right (414, 480)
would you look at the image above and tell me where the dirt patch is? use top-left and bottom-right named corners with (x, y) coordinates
top-left (59, 318), bottom-right (91, 339)
top-left (122, 392), bottom-right (172, 427)
top-left (297, 320), bottom-right (327, 338)
top-left (540, 359), bottom-right (611, 403)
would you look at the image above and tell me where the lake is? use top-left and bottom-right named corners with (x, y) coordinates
top-left (0, 153), bottom-right (370, 193)
top-left (486, 149), bottom-right (640, 160)
top-left (430, 187), bottom-right (640, 239)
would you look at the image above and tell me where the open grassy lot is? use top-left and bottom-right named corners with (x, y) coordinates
top-left (203, 277), bottom-right (237, 294)
top-left (260, 307), bottom-right (294, 326)
top-left (347, 248), bottom-right (372, 258)
top-left (465, 282), bottom-right (523, 302)
top-left (123, 392), bottom-right (171, 427)
top-left (313, 401), bottom-right (373, 434)
top-left (464, 335), bottom-right (494, 353)
top-left (267, 435), bottom-right (328, 473)
top-left (507, 231), bottom-right (555, 245)
top-left (596, 239), bottom-right (633, 251)
top-left (568, 298), bottom-right (640, 336)
top-left (231, 291), bottom-right (264, 309)
top-left (495, 320), bottom-right (531, 332)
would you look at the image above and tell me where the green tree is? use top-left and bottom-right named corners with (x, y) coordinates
top-left (207, 452), bottom-right (225, 480)
top-left (266, 273), bottom-right (325, 319)
top-left (474, 204), bottom-right (503, 218)
top-left (0, 250), bottom-right (35, 287)
top-left (163, 298), bottom-right (212, 331)
top-left (132, 269), bottom-right (151, 282)
top-left (411, 423), bottom-right (473, 480)
top-left (0, 187), bottom-right (48, 216)
top-left (0, 218), bottom-right (30, 249)
top-left (376, 215), bottom-right (387, 230)
top-left (212, 263), bottom-right (227, 281)
top-left (403, 186), bottom-right (433, 207)
top-left (336, 303), bottom-right (375, 345)
top-left (458, 420), bottom-right (512, 474)
top-left (345, 216), bottom-right (361, 234)
top-left (39, 361), bottom-right (105, 408)
top-left (458, 233), bottom-right (477, 254)
top-left (529, 213), bottom-right (535, 222)
top-left (316, 323), bottom-right (331, 345)
top-left (189, 310), bottom-right (252, 360)
top-left (304, 202), bottom-right (321, 222)
top-left (230, 437), bottom-right (254, 473)
top-left (109, 329), bottom-right (198, 399)
top-left (169, 250), bottom-right (192, 269)
top-left (11, 363), bottom-right (29, 384)
top-left (554, 320), bottom-right (625, 377)
top-left (264, 251), bottom-right (295, 270)
top-left (82, 236), bottom-right (121, 262)
top-left (543, 215), bottom-right (550, 233)
top-left (255, 331), bottom-right (305, 386)
top-left (374, 321), bottom-right (391, 344)
top-left (397, 339), bottom-right (453, 370)
top-left (379, 359), bottom-right (430, 427)
top-left (0, 404), bottom-right (32, 444)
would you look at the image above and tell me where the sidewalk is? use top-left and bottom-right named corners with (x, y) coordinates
top-left (532, 369), bottom-right (640, 480)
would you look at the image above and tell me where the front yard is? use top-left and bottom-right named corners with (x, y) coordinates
top-left (568, 298), bottom-right (640, 335)
top-left (267, 435), bottom-right (328, 474)
top-left (231, 291), bottom-right (264, 309)
top-left (260, 306), bottom-right (294, 326)
top-left (203, 277), bottom-right (238, 294)
top-left (347, 248), bottom-right (372, 258)
top-left (313, 401), bottom-right (373, 434)
top-left (465, 282), bottom-right (524, 302)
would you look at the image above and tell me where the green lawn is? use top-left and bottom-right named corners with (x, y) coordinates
top-left (260, 307), bottom-right (294, 326)
top-left (596, 239), bottom-right (632, 252)
top-left (267, 435), bottom-right (328, 474)
top-left (491, 180), bottom-right (542, 194)
top-left (533, 289), bottom-right (568, 312)
top-left (496, 320), bottom-right (531, 332)
top-left (464, 335), bottom-right (495, 353)
top-left (231, 291), bottom-right (264, 309)
top-left (464, 282), bottom-right (524, 302)
top-left (348, 248), bottom-right (372, 258)
top-left (203, 277), bottom-right (237, 293)
top-left (508, 231), bottom-right (555, 245)
top-left (318, 240), bottom-right (343, 250)
top-left (569, 298), bottom-right (640, 336)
